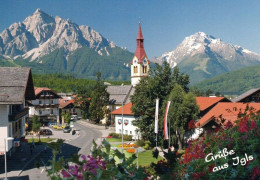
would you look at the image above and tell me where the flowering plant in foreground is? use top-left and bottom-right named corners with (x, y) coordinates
top-left (173, 106), bottom-right (260, 180)
top-left (43, 139), bottom-right (148, 179)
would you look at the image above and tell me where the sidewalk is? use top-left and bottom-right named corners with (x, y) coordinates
top-left (0, 142), bottom-right (45, 178)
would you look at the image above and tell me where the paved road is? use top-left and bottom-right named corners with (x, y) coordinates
top-left (0, 121), bottom-right (102, 180)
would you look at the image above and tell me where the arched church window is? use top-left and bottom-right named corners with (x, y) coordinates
top-left (143, 66), bottom-right (147, 73)
top-left (134, 66), bottom-right (138, 73)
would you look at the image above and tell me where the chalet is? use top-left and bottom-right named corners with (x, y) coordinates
top-left (195, 102), bottom-right (260, 130)
top-left (110, 103), bottom-right (140, 140)
top-left (231, 87), bottom-right (260, 103)
top-left (0, 67), bottom-right (35, 154)
top-left (28, 87), bottom-right (61, 124)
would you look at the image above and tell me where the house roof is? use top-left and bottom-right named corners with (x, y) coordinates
top-left (110, 102), bottom-right (134, 115)
top-left (196, 97), bottom-right (227, 111)
top-left (231, 87), bottom-right (260, 102)
top-left (34, 87), bottom-right (61, 98)
top-left (0, 67), bottom-right (35, 104)
top-left (59, 98), bottom-right (75, 109)
top-left (196, 102), bottom-right (260, 127)
top-left (107, 85), bottom-right (134, 105)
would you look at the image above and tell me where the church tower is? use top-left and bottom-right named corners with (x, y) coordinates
top-left (131, 23), bottom-right (150, 86)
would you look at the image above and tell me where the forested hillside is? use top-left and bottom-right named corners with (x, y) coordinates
top-left (194, 65), bottom-right (260, 95)
top-left (32, 74), bottom-right (130, 93)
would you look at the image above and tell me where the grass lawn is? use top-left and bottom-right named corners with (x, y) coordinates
top-left (27, 138), bottom-right (55, 143)
top-left (112, 149), bottom-right (163, 167)
top-left (134, 150), bottom-right (164, 166)
top-left (106, 138), bottom-right (123, 142)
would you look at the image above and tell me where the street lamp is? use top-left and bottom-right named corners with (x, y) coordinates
top-left (4, 137), bottom-right (14, 180)
top-left (121, 83), bottom-right (124, 153)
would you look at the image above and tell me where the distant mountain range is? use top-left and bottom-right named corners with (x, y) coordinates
top-left (154, 32), bottom-right (260, 84)
top-left (1, 9), bottom-right (260, 84)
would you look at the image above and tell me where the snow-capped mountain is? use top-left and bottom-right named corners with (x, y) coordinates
top-left (156, 32), bottom-right (260, 68)
top-left (155, 32), bottom-right (260, 84)
top-left (0, 8), bottom-right (116, 61)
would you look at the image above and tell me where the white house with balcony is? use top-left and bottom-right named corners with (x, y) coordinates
top-left (110, 103), bottom-right (140, 140)
top-left (29, 87), bottom-right (61, 124)
top-left (0, 67), bottom-right (35, 154)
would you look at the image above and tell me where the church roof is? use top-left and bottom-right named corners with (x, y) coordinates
top-left (132, 24), bottom-right (150, 64)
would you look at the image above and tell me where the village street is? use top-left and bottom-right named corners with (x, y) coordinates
top-left (0, 120), bottom-right (108, 180)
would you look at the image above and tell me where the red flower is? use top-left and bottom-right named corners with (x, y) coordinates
top-left (188, 120), bottom-right (195, 130)
top-left (192, 172), bottom-right (205, 179)
top-left (250, 121), bottom-right (257, 130)
top-left (208, 164), bottom-right (215, 173)
top-left (225, 121), bottom-right (233, 129)
top-left (251, 167), bottom-right (260, 180)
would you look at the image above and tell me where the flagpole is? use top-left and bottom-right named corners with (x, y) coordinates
top-left (155, 98), bottom-right (159, 148)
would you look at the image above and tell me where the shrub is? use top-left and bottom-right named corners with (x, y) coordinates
top-left (143, 141), bottom-right (152, 150)
top-left (136, 139), bottom-right (145, 147)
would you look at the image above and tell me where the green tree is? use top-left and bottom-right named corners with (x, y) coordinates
top-left (131, 61), bottom-right (190, 144)
top-left (62, 111), bottom-right (71, 124)
top-left (165, 84), bottom-right (199, 150)
top-left (32, 115), bottom-right (41, 141)
top-left (89, 72), bottom-right (110, 124)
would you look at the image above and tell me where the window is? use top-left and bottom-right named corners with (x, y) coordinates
top-left (130, 131), bottom-right (132, 135)
top-left (39, 100), bottom-right (42, 104)
top-left (50, 109), bottom-right (53, 114)
top-left (143, 66), bottom-right (147, 73)
top-left (50, 100), bottom-right (54, 104)
top-left (39, 110), bottom-right (42, 115)
top-left (119, 129), bottom-right (121, 133)
top-left (125, 130), bottom-right (128, 134)
top-left (134, 66), bottom-right (138, 73)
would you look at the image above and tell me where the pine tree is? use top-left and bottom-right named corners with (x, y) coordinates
top-left (89, 72), bottom-right (110, 124)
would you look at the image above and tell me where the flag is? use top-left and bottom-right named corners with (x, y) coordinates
top-left (164, 101), bottom-right (171, 140)
top-left (154, 99), bottom-right (159, 133)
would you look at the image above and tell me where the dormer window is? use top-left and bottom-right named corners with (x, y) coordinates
top-left (143, 59), bottom-right (147, 64)
top-left (134, 59), bottom-right (137, 64)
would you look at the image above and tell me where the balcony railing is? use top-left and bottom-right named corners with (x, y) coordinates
top-left (9, 107), bottom-right (29, 122)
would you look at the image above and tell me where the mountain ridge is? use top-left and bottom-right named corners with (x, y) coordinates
top-left (154, 32), bottom-right (260, 84)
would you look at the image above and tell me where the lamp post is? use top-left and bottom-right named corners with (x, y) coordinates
top-left (4, 137), bottom-right (14, 180)
top-left (121, 83), bottom-right (124, 153)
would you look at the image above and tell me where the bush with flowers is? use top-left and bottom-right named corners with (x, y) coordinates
top-left (171, 106), bottom-right (260, 179)
top-left (127, 149), bottom-right (135, 153)
top-left (43, 139), bottom-right (148, 179)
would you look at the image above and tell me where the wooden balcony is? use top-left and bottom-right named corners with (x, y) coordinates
top-left (9, 107), bottom-right (29, 122)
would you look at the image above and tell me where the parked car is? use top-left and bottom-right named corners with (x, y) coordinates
top-left (40, 129), bottom-right (53, 135)
top-left (48, 122), bottom-right (57, 127)
top-left (71, 115), bottom-right (78, 121)
top-left (63, 126), bottom-right (71, 133)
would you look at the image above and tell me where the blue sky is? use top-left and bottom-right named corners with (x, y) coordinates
top-left (1, 0), bottom-right (260, 58)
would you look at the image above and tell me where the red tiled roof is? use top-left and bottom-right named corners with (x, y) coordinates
top-left (34, 87), bottom-right (50, 96)
top-left (110, 103), bottom-right (133, 116)
top-left (196, 97), bottom-right (226, 111)
top-left (196, 102), bottom-right (260, 127)
top-left (132, 24), bottom-right (150, 65)
top-left (59, 98), bottom-right (75, 109)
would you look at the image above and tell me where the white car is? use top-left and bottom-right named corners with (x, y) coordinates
top-left (71, 115), bottom-right (78, 121)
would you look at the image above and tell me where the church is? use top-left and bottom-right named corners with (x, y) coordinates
top-left (107, 24), bottom-right (150, 139)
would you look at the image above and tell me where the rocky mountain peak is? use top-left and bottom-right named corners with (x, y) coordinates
top-left (0, 8), bottom-right (117, 61)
